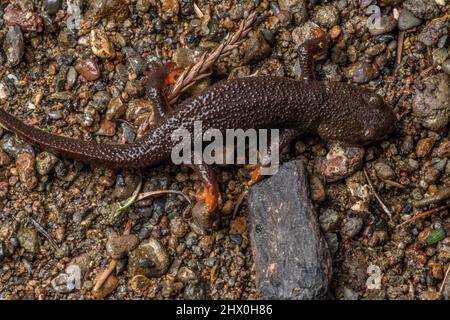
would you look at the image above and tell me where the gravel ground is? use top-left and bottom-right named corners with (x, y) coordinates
top-left (0, 0), bottom-right (450, 300)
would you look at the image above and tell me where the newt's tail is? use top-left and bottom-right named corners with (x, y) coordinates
top-left (0, 108), bottom-right (160, 168)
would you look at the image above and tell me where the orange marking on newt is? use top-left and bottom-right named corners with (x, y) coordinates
top-left (197, 183), bottom-right (219, 213)
top-left (248, 166), bottom-right (264, 186)
top-left (164, 63), bottom-right (184, 85)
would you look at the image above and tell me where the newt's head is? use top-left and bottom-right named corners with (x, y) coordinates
top-left (318, 84), bottom-right (397, 145)
top-left (356, 92), bottom-right (397, 145)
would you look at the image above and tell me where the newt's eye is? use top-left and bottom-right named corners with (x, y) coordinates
top-left (364, 129), bottom-right (372, 137)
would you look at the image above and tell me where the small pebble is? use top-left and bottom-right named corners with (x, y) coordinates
top-left (398, 9), bottom-right (422, 31)
top-left (318, 142), bottom-right (365, 182)
top-left (416, 138), bottom-right (435, 157)
top-left (17, 227), bottom-right (40, 254)
top-left (36, 152), bottom-right (59, 176)
top-left (341, 217), bottom-right (363, 240)
top-left (91, 29), bottom-right (116, 59)
top-left (4, 7), bottom-right (43, 32)
top-left (412, 73), bottom-right (450, 131)
top-left (344, 61), bottom-right (379, 84)
top-left (106, 234), bottom-right (140, 259)
top-left (368, 16), bottom-right (397, 36)
top-left (319, 209), bottom-right (341, 232)
top-left (75, 59), bottom-right (101, 81)
top-left (106, 97), bottom-right (126, 120)
top-left (312, 6), bottom-right (340, 29)
top-left (44, 0), bottom-right (62, 16)
top-left (404, 0), bottom-right (441, 19)
top-left (3, 26), bottom-right (24, 67)
top-left (243, 31), bottom-right (272, 65)
top-left (374, 161), bottom-right (395, 180)
top-left (16, 153), bottom-right (37, 190)
top-left (128, 238), bottom-right (170, 277)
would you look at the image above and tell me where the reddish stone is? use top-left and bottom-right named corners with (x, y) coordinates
top-left (75, 59), bottom-right (101, 81)
top-left (4, 7), bottom-right (43, 32)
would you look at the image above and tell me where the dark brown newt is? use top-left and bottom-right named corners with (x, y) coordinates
top-left (0, 32), bottom-right (397, 212)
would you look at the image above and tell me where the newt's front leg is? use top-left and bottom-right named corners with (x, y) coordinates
top-left (249, 128), bottom-right (302, 185)
top-left (249, 30), bottom-right (329, 184)
top-left (143, 62), bottom-right (172, 120)
top-left (297, 28), bottom-right (329, 81)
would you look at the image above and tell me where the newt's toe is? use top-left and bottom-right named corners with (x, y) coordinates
top-left (198, 183), bottom-right (219, 213)
top-left (164, 63), bottom-right (184, 85)
top-left (248, 166), bottom-right (264, 186)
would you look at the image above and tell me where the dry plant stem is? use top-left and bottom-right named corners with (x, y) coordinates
top-left (397, 203), bottom-right (450, 228)
top-left (364, 167), bottom-right (392, 218)
top-left (27, 217), bottom-right (60, 252)
top-left (93, 260), bottom-right (118, 293)
top-left (136, 190), bottom-right (191, 204)
top-left (396, 31), bottom-right (404, 65)
top-left (233, 188), bottom-right (248, 219)
top-left (440, 264), bottom-right (450, 296)
top-left (93, 220), bottom-right (132, 293)
top-left (412, 187), bottom-right (450, 208)
top-left (167, 11), bottom-right (258, 105)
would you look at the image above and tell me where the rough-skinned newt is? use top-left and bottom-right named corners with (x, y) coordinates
top-left (0, 31), bottom-right (397, 212)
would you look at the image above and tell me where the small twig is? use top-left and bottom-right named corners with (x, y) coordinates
top-left (136, 189), bottom-right (191, 204)
top-left (396, 203), bottom-right (450, 228)
top-left (233, 188), bottom-right (248, 219)
top-left (193, 2), bottom-right (204, 18)
top-left (93, 260), bottom-right (118, 293)
top-left (27, 217), bottom-right (60, 252)
top-left (412, 187), bottom-right (450, 208)
top-left (396, 31), bottom-right (404, 65)
top-left (363, 167), bottom-right (392, 218)
top-left (440, 264), bottom-right (450, 297)
top-left (167, 11), bottom-right (258, 105)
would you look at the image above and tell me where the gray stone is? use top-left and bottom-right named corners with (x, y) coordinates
top-left (398, 9), bottom-right (422, 31)
top-left (319, 209), bottom-right (341, 232)
top-left (311, 6), bottom-right (339, 28)
top-left (412, 73), bottom-right (450, 131)
top-left (442, 60), bottom-right (450, 76)
top-left (247, 160), bottom-right (332, 299)
top-left (368, 16), bottom-right (397, 36)
top-left (341, 217), bottom-right (363, 239)
top-left (404, 0), bottom-right (440, 20)
top-left (17, 227), bottom-right (40, 254)
top-left (3, 26), bottom-right (24, 67)
top-left (128, 238), bottom-right (170, 278)
top-left (44, 0), bottom-right (62, 16)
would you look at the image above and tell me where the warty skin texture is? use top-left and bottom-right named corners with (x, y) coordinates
top-left (0, 75), bottom-right (396, 168)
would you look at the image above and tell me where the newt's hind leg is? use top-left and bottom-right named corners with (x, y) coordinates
top-left (297, 28), bottom-right (329, 81)
top-left (143, 63), bottom-right (221, 213)
top-left (191, 163), bottom-right (221, 213)
top-left (137, 62), bottom-right (174, 138)
top-left (143, 62), bottom-right (172, 119)
top-left (249, 129), bottom-right (302, 185)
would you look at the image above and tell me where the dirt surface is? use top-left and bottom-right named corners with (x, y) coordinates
top-left (0, 0), bottom-right (450, 300)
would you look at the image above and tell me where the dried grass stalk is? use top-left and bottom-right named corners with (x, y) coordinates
top-left (167, 11), bottom-right (258, 105)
